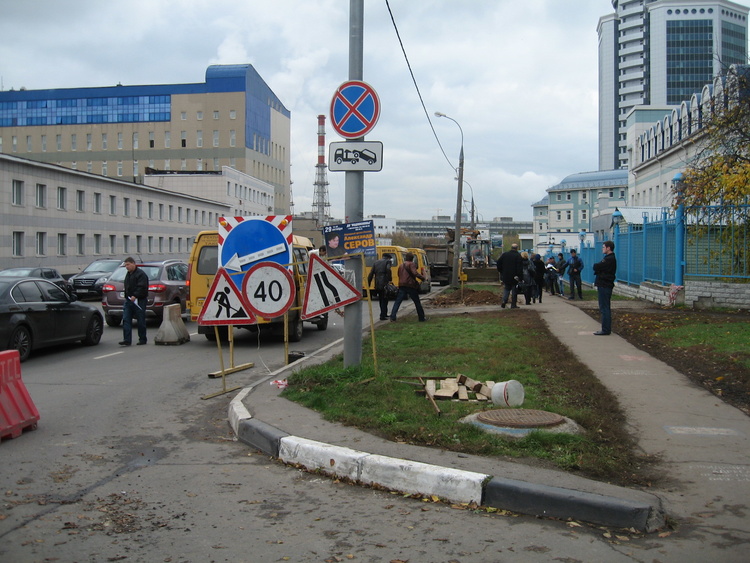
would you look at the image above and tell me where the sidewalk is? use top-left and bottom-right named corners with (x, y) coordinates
top-left (229, 291), bottom-right (750, 539)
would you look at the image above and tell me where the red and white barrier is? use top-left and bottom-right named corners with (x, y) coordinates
top-left (0, 350), bottom-right (40, 441)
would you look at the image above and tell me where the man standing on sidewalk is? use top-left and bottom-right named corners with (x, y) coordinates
top-left (566, 249), bottom-right (584, 300)
top-left (593, 241), bottom-right (617, 336)
top-left (497, 243), bottom-right (523, 309)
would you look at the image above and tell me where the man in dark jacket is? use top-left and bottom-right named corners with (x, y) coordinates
top-left (120, 257), bottom-right (149, 346)
top-left (566, 249), bottom-right (584, 300)
top-left (555, 253), bottom-right (567, 296)
top-left (367, 253), bottom-right (393, 320)
top-left (593, 241), bottom-right (617, 335)
top-left (496, 243), bottom-right (523, 308)
top-left (389, 252), bottom-right (426, 322)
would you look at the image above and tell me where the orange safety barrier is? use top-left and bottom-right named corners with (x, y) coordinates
top-left (0, 350), bottom-right (40, 441)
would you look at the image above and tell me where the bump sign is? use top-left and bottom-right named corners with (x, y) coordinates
top-left (242, 262), bottom-right (296, 319)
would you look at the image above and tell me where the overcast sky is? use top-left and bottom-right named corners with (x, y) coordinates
top-left (3, 1), bottom-right (748, 223)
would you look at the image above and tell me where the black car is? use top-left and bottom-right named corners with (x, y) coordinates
top-left (68, 259), bottom-right (122, 298)
top-left (0, 267), bottom-right (71, 293)
top-left (0, 277), bottom-right (103, 362)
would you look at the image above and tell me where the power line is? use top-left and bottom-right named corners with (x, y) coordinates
top-left (384, 0), bottom-right (457, 172)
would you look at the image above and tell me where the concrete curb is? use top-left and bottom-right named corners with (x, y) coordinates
top-left (229, 379), bottom-right (665, 532)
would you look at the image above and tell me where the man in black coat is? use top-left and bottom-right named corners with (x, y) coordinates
top-left (367, 253), bottom-right (393, 321)
top-left (496, 243), bottom-right (523, 308)
top-left (120, 257), bottom-right (149, 346)
top-left (593, 241), bottom-right (617, 335)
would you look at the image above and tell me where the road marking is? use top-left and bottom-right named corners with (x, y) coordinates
top-left (94, 352), bottom-right (125, 359)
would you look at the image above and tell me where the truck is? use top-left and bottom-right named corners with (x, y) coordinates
top-left (424, 228), bottom-right (497, 284)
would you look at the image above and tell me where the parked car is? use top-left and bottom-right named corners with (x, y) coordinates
top-left (0, 267), bottom-right (71, 294)
top-left (101, 259), bottom-right (189, 326)
top-left (0, 277), bottom-right (103, 362)
top-left (68, 259), bottom-right (122, 298)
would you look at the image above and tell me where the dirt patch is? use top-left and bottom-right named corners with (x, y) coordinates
top-left (432, 288), bottom-right (504, 307)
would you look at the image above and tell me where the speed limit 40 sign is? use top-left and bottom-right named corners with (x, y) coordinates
top-left (241, 262), bottom-right (296, 319)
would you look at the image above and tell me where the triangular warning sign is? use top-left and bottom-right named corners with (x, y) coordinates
top-left (301, 254), bottom-right (362, 319)
top-left (198, 268), bottom-right (257, 326)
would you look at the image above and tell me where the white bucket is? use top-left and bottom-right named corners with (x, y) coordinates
top-left (491, 380), bottom-right (525, 407)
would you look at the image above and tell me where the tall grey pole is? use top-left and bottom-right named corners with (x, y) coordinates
top-left (343, 0), bottom-right (364, 367)
top-left (452, 146), bottom-right (464, 287)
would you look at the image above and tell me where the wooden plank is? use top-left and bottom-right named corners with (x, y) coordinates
top-left (425, 380), bottom-right (436, 398)
top-left (458, 386), bottom-right (469, 401)
top-left (486, 381), bottom-right (496, 389)
top-left (475, 392), bottom-right (489, 401)
top-left (434, 388), bottom-right (457, 399)
top-left (477, 384), bottom-right (492, 397)
top-left (440, 379), bottom-right (459, 393)
top-left (419, 377), bottom-right (441, 416)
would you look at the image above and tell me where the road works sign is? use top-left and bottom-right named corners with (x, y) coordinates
top-left (301, 254), bottom-right (361, 319)
top-left (197, 269), bottom-right (256, 326)
top-left (242, 261), bottom-right (296, 319)
top-left (330, 80), bottom-right (380, 139)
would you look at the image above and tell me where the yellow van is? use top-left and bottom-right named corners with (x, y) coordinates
top-left (187, 230), bottom-right (327, 341)
top-left (363, 245), bottom-right (408, 294)
top-left (408, 248), bottom-right (432, 294)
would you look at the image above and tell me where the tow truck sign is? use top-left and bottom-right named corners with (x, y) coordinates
top-left (328, 141), bottom-right (383, 172)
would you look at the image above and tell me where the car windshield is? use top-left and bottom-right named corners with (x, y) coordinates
top-left (109, 265), bottom-right (162, 282)
top-left (0, 268), bottom-right (34, 277)
top-left (83, 261), bottom-right (120, 274)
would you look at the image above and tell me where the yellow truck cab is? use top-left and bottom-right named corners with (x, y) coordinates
top-left (187, 230), bottom-right (327, 341)
top-left (362, 245), bottom-right (407, 294)
top-left (408, 248), bottom-right (432, 294)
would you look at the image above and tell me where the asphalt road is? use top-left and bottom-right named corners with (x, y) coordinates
top-left (0, 302), bottom-right (731, 562)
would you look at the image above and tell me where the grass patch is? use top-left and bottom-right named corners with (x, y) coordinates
top-left (283, 311), bottom-right (657, 487)
top-left (655, 321), bottom-right (750, 368)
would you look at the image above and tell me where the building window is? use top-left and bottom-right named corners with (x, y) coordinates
top-left (197, 158), bottom-right (203, 171)
top-left (196, 130), bottom-right (203, 147)
top-left (11, 136), bottom-right (17, 152)
top-left (181, 131), bottom-right (187, 147)
top-left (86, 161), bottom-right (93, 173)
top-left (133, 160), bottom-right (139, 177)
top-left (117, 132), bottom-right (123, 149)
top-left (102, 161), bottom-right (108, 175)
top-left (181, 158), bottom-right (187, 170)
top-left (56, 134), bottom-right (62, 151)
top-left (164, 131), bottom-right (171, 148)
top-left (148, 236), bottom-right (154, 253)
top-left (123, 235), bottom-right (129, 254)
top-left (41, 135), bottom-right (47, 152)
top-left (159, 237), bottom-right (164, 252)
top-left (566, 210), bottom-right (571, 221)
top-left (94, 234), bottom-right (102, 254)
top-left (26, 136), bottom-right (32, 152)
top-left (36, 183), bottom-right (47, 208)
top-left (102, 133), bottom-right (108, 149)
top-left (168, 205), bottom-right (174, 221)
top-left (149, 131), bottom-right (154, 148)
top-left (12, 232), bottom-right (24, 256)
top-left (36, 232), bottom-right (46, 256)
top-left (148, 201), bottom-right (154, 219)
top-left (556, 211), bottom-right (561, 221)
top-left (71, 134), bottom-right (77, 151)
top-left (57, 233), bottom-right (67, 256)
top-left (77, 234), bottom-right (85, 255)
top-left (136, 235), bottom-right (142, 253)
top-left (213, 157), bottom-right (219, 170)
top-left (136, 199), bottom-right (143, 218)
top-left (196, 111), bottom-right (203, 120)
top-left (86, 133), bottom-right (92, 151)
top-left (168, 237), bottom-right (174, 253)
top-left (556, 193), bottom-right (561, 201)
top-left (109, 195), bottom-right (117, 215)
top-left (178, 206), bottom-right (183, 222)
top-left (109, 235), bottom-right (116, 254)
top-left (180, 111), bottom-right (187, 120)
top-left (230, 110), bottom-right (236, 119)
top-left (132, 132), bottom-right (138, 149)
top-left (93, 192), bottom-right (102, 213)
top-left (566, 192), bottom-right (571, 200)
top-left (123, 197), bottom-right (130, 217)
top-left (213, 111), bottom-right (219, 120)
top-left (12, 180), bottom-right (24, 206)
top-left (159, 203), bottom-right (164, 220)
top-left (76, 190), bottom-right (85, 212)
top-left (57, 186), bottom-right (67, 210)
top-left (117, 161), bottom-right (123, 177)
top-left (186, 207), bottom-right (191, 223)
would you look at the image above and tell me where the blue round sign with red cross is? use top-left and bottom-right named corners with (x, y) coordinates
top-left (330, 80), bottom-right (380, 139)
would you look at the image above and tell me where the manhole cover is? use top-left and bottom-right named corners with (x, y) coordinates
top-left (476, 409), bottom-right (564, 429)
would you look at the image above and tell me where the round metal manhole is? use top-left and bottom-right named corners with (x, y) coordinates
top-left (476, 409), bottom-right (565, 429)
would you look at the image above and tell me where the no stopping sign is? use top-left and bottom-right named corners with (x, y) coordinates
top-left (242, 262), bottom-right (296, 318)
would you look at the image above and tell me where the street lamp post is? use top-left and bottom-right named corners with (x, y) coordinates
top-left (435, 111), bottom-right (464, 287)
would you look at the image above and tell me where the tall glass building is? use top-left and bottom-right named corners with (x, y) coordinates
top-left (598, 0), bottom-right (749, 170)
top-left (0, 64), bottom-right (292, 214)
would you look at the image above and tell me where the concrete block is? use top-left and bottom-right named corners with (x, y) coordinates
top-left (237, 418), bottom-right (288, 457)
top-left (359, 454), bottom-right (488, 505)
top-left (154, 303), bottom-right (190, 345)
top-left (484, 477), bottom-right (664, 532)
top-left (278, 436), bottom-right (368, 481)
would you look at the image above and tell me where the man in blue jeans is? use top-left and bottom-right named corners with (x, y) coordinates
top-left (120, 257), bottom-right (149, 346)
top-left (593, 241), bottom-right (617, 335)
top-left (390, 252), bottom-right (427, 322)
top-left (566, 249), bottom-right (584, 300)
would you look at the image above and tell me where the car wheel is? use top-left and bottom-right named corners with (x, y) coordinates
top-left (82, 315), bottom-right (103, 346)
top-left (10, 325), bottom-right (32, 362)
top-left (288, 315), bottom-right (304, 342)
top-left (205, 326), bottom-right (228, 342)
top-left (105, 314), bottom-right (122, 327)
top-left (315, 314), bottom-right (329, 331)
